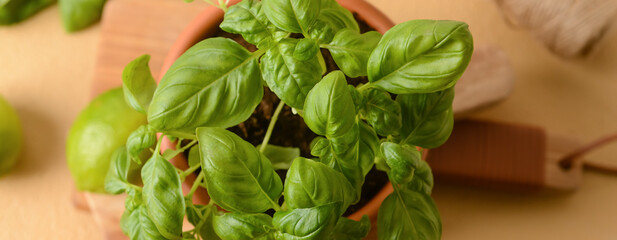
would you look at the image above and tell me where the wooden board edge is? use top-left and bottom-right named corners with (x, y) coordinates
top-left (544, 131), bottom-right (584, 190)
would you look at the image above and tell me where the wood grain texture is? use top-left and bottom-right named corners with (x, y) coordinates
top-left (544, 131), bottom-right (584, 190)
top-left (91, 0), bottom-right (207, 96)
top-left (426, 120), bottom-right (583, 190)
top-left (84, 193), bottom-right (127, 240)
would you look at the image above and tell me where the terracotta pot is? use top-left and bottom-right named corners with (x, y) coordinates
top-left (159, 0), bottom-right (408, 234)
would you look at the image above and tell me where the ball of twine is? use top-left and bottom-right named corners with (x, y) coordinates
top-left (495, 0), bottom-right (617, 58)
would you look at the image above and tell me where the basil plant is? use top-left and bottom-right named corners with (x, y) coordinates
top-left (104, 0), bottom-right (473, 239)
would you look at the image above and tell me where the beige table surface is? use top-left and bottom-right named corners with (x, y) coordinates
top-left (2, 0), bottom-right (617, 239)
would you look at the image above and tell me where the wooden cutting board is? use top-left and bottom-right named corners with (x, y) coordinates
top-left (426, 120), bottom-right (584, 191)
top-left (78, 0), bottom-right (515, 239)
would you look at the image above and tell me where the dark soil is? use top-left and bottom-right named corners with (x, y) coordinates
top-left (228, 87), bottom-right (317, 157)
top-left (192, 14), bottom-right (389, 216)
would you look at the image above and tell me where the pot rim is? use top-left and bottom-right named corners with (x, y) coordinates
top-left (159, 0), bottom-right (401, 222)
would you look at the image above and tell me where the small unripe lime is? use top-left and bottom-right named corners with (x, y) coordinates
top-left (0, 95), bottom-right (22, 176)
top-left (66, 88), bottom-right (146, 192)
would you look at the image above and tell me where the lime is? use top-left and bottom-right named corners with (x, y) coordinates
top-left (0, 95), bottom-right (22, 176)
top-left (67, 88), bottom-right (146, 192)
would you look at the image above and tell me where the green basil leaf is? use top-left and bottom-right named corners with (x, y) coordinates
top-left (148, 38), bottom-right (263, 134)
top-left (104, 147), bottom-right (131, 194)
top-left (330, 215), bottom-right (371, 240)
top-left (319, 122), bottom-right (363, 200)
top-left (120, 205), bottom-right (166, 240)
top-left (348, 85), bottom-right (366, 112)
top-left (262, 0), bottom-right (319, 33)
top-left (0, 0), bottom-right (54, 24)
top-left (318, 0), bottom-right (338, 8)
top-left (284, 157), bottom-right (356, 214)
top-left (256, 144), bottom-right (300, 170)
top-left (397, 87), bottom-right (454, 148)
top-left (368, 20), bottom-right (473, 94)
top-left (358, 121), bottom-right (379, 176)
top-left (307, 0), bottom-right (359, 43)
top-left (197, 127), bottom-right (282, 213)
top-left (316, 0), bottom-right (358, 32)
top-left (380, 142), bottom-right (422, 185)
top-left (306, 20), bottom-right (335, 44)
top-left (126, 125), bottom-right (157, 163)
top-left (312, 120), bottom-right (375, 200)
top-left (403, 159), bottom-right (434, 195)
top-left (122, 54), bottom-right (157, 114)
top-left (59, 0), bottom-right (106, 32)
top-left (377, 188), bottom-right (441, 240)
top-left (186, 205), bottom-right (220, 240)
top-left (260, 38), bottom-right (322, 109)
top-left (293, 38), bottom-right (320, 61)
top-left (273, 202), bottom-right (341, 240)
top-left (187, 145), bottom-right (200, 168)
top-left (213, 213), bottom-right (273, 240)
top-left (141, 153), bottom-right (185, 239)
top-left (327, 30), bottom-right (381, 77)
top-left (361, 89), bottom-right (402, 136)
top-left (304, 71), bottom-right (356, 138)
top-left (309, 136), bottom-right (330, 158)
top-left (185, 205), bottom-right (201, 226)
top-left (161, 137), bottom-right (190, 161)
top-left (124, 188), bottom-right (142, 212)
top-left (374, 152), bottom-right (389, 172)
top-left (220, 0), bottom-right (285, 48)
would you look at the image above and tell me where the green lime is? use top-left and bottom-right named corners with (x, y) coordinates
top-left (67, 88), bottom-right (146, 192)
top-left (0, 95), bottom-right (22, 176)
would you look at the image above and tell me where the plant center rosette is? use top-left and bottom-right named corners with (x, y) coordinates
top-left (103, 0), bottom-right (473, 239)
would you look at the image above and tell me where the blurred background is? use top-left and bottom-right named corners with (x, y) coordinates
top-left (1, 0), bottom-right (617, 239)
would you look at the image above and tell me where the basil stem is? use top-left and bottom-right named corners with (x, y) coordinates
top-left (259, 101), bottom-right (286, 152)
